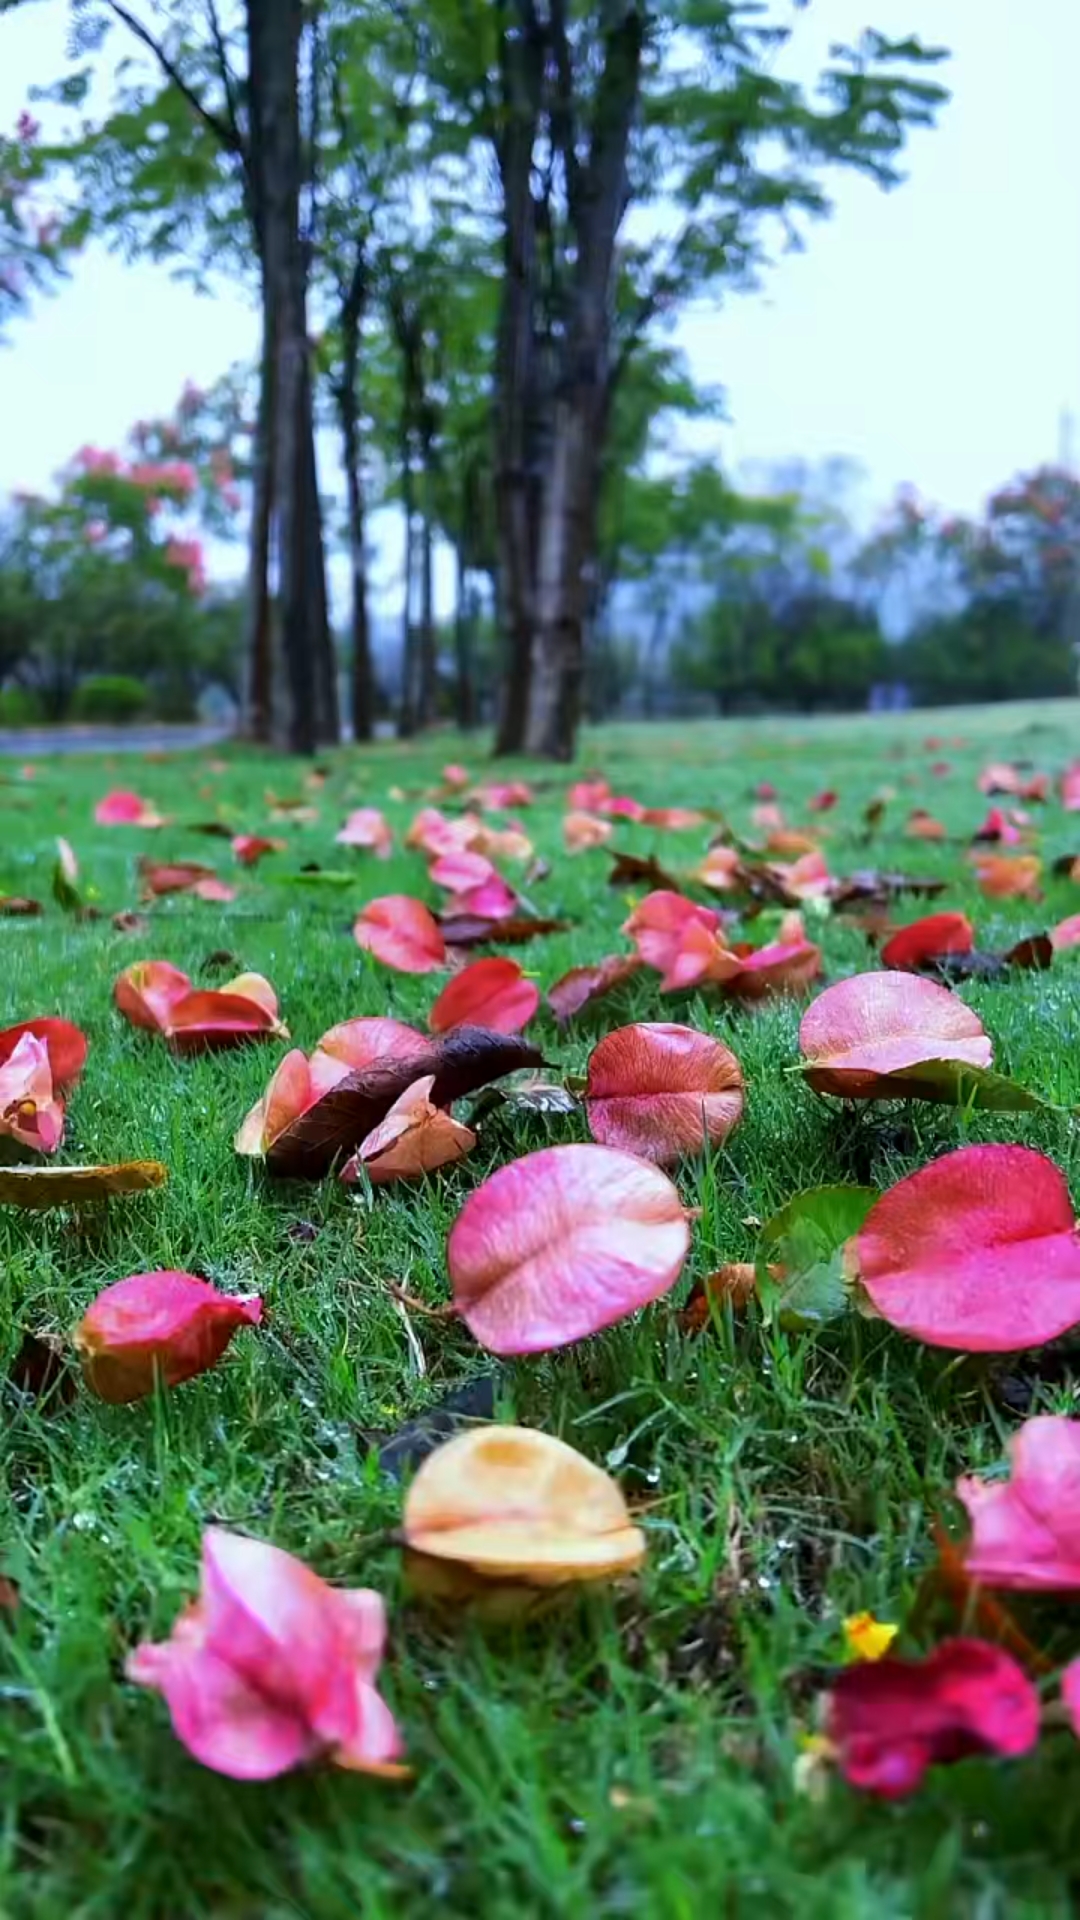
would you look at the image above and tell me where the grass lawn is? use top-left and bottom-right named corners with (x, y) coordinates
top-left (5, 700), bottom-right (1080, 1918)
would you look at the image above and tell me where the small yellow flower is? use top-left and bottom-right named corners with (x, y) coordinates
top-left (842, 1611), bottom-right (899, 1663)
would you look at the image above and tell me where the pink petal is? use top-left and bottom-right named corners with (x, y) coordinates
top-left (855, 1144), bottom-right (1080, 1351)
top-left (799, 972), bottom-right (991, 1098)
top-left (585, 1022), bottom-right (744, 1165)
top-left (448, 1143), bottom-right (690, 1355)
top-left (353, 896), bottom-right (447, 973)
top-left (956, 1415), bottom-right (1080, 1589)
top-left (127, 1635), bottom-right (317, 1780)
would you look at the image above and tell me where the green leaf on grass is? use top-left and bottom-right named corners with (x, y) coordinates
top-left (757, 1184), bottom-right (878, 1330)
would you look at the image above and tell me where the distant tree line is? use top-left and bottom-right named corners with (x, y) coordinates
top-left (0, 0), bottom-right (947, 754)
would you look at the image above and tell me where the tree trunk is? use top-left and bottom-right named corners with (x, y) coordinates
top-left (242, 318), bottom-right (275, 743)
top-left (398, 444), bottom-right (417, 738)
top-left (417, 484), bottom-right (436, 728)
top-left (453, 541), bottom-right (476, 730)
top-left (340, 388), bottom-right (374, 743)
top-left (525, 405), bottom-right (594, 758)
top-left (491, 13), bottom-right (543, 757)
top-left (246, 0), bottom-right (315, 756)
top-left (300, 353), bottom-right (339, 746)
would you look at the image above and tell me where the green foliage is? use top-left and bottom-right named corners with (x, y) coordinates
top-left (0, 684), bottom-right (43, 726)
top-left (70, 673), bottom-right (148, 723)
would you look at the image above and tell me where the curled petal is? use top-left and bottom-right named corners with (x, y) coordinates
top-left (335, 808), bottom-right (394, 857)
top-left (115, 961), bottom-right (194, 1034)
top-left (547, 953), bottom-right (643, 1024)
top-left (448, 1142), bottom-right (690, 1355)
top-left (342, 1073), bottom-right (475, 1184)
top-left (403, 1425), bottom-right (645, 1586)
top-left (0, 1032), bottom-right (64, 1152)
top-left (799, 973), bottom-right (991, 1099)
top-left (0, 1017), bottom-right (87, 1092)
top-left (585, 1022), bottom-right (744, 1165)
top-left (563, 810), bottom-right (613, 853)
top-left (956, 1415), bottom-right (1080, 1590)
top-left (126, 1529), bottom-right (402, 1779)
top-left (75, 1271), bottom-right (262, 1402)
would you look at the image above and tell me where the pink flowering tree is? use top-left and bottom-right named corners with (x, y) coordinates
top-left (2, 383), bottom-right (245, 718)
top-left (0, 110), bottom-right (85, 332)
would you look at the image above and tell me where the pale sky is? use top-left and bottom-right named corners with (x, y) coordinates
top-left (0, 0), bottom-right (1077, 605)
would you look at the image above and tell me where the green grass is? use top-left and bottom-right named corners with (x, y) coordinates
top-left (4, 701), bottom-right (1080, 1919)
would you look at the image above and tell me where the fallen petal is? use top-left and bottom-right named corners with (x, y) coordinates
top-left (448, 1142), bottom-right (690, 1355)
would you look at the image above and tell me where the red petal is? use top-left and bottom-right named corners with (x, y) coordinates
top-left (428, 958), bottom-right (539, 1035)
top-left (547, 954), bottom-right (643, 1024)
top-left (585, 1022), bottom-right (744, 1165)
top-left (880, 913), bottom-right (976, 971)
top-left (353, 896), bottom-right (447, 973)
top-left (826, 1638), bottom-right (1040, 1798)
top-left (232, 835), bottom-right (283, 866)
top-left (114, 961), bottom-right (194, 1034)
top-left (957, 1414), bottom-right (1080, 1590)
top-left (448, 1143), bottom-right (689, 1355)
top-left (0, 1017), bottom-right (87, 1092)
top-left (164, 989), bottom-right (282, 1054)
top-left (800, 973), bottom-right (991, 1098)
top-left (75, 1271), bottom-right (262, 1402)
top-left (855, 1144), bottom-right (1080, 1350)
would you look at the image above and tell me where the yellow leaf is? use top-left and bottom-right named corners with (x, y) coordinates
top-left (402, 1425), bottom-right (645, 1601)
top-left (0, 1161), bottom-right (168, 1209)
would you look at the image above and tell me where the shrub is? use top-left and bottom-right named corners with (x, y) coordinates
top-left (71, 675), bottom-right (148, 724)
top-left (0, 687), bottom-right (44, 727)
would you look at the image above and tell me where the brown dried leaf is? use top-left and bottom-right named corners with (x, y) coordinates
top-left (266, 1027), bottom-right (543, 1178)
top-left (440, 914), bottom-right (571, 948)
top-left (607, 850), bottom-right (680, 892)
top-left (9, 1330), bottom-right (77, 1406)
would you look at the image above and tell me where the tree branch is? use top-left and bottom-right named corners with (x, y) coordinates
top-left (105, 0), bottom-right (241, 154)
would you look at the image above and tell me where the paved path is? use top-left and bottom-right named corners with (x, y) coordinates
top-left (0, 725), bottom-right (233, 757)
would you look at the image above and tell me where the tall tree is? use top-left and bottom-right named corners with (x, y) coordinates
top-left (426, 0), bottom-right (947, 758)
top-left (9, 0), bottom-right (333, 751)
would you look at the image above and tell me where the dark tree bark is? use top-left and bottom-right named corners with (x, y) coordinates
top-left (397, 427), bottom-right (418, 738)
top-left (242, 325), bottom-right (275, 741)
top-left (418, 471), bottom-right (437, 728)
top-left (453, 541), bottom-right (477, 730)
top-left (491, 0), bottom-right (644, 760)
top-left (335, 255), bottom-right (375, 743)
top-left (300, 354), bottom-right (339, 746)
top-left (246, 0), bottom-right (320, 755)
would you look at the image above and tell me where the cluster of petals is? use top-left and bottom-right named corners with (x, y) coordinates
top-left (115, 962), bottom-right (287, 1053)
top-left (0, 1017), bottom-right (86, 1153)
